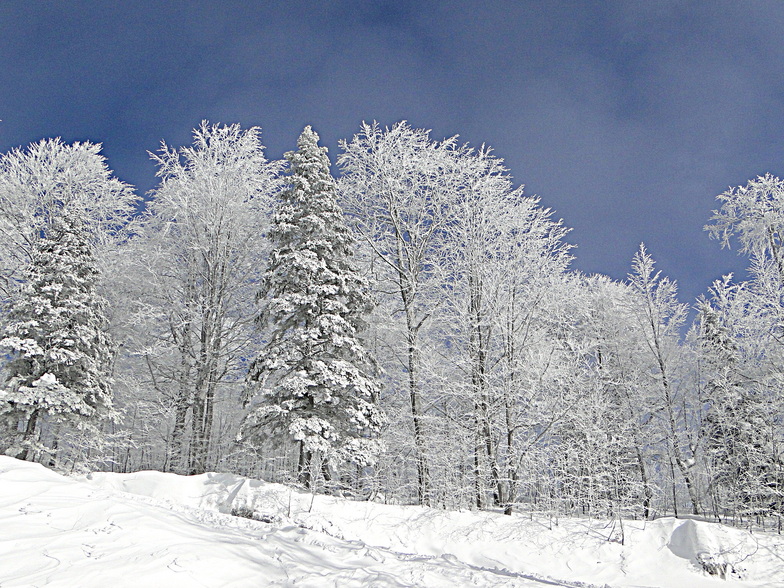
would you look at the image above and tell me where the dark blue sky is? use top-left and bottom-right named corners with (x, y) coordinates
top-left (2, 1), bottom-right (783, 304)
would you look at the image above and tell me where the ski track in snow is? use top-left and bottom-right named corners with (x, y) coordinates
top-left (1, 457), bottom-right (783, 587)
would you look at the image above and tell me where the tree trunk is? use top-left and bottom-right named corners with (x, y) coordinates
top-left (403, 287), bottom-right (429, 506)
top-left (189, 393), bottom-right (205, 475)
top-left (169, 382), bottom-right (190, 473)
top-left (636, 446), bottom-right (652, 519)
top-left (17, 409), bottom-right (40, 461)
top-left (321, 458), bottom-right (333, 491)
top-left (661, 363), bottom-right (700, 515)
top-left (502, 287), bottom-right (519, 515)
top-left (169, 272), bottom-right (195, 474)
top-left (298, 441), bottom-right (312, 489)
top-left (468, 272), bottom-right (503, 509)
top-left (474, 436), bottom-right (483, 508)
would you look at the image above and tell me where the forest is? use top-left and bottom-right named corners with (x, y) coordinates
top-left (0, 119), bottom-right (781, 531)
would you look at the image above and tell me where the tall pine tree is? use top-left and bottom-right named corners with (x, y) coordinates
top-left (0, 213), bottom-right (114, 461)
top-left (243, 126), bottom-right (384, 488)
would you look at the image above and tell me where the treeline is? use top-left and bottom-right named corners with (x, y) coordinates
top-left (0, 121), bottom-right (781, 529)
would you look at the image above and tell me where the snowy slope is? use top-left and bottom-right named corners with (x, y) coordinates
top-left (1, 456), bottom-right (783, 587)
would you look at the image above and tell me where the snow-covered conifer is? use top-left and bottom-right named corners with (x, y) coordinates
top-left (243, 126), bottom-right (384, 488)
top-left (0, 213), bottom-right (114, 460)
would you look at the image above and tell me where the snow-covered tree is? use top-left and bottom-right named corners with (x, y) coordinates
top-left (696, 278), bottom-right (775, 519)
top-left (0, 138), bottom-right (134, 466)
top-left (704, 175), bottom-right (784, 520)
top-left (626, 244), bottom-right (699, 515)
top-left (338, 121), bottom-right (465, 504)
top-left (569, 274), bottom-right (659, 519)
top-left (243, 126), bottom-right (384, 489)
top-left (0, 138), bottom-right (137, 299)
top-left (707, 173), bottom-right (784, 282)
top-left (126, 121), bottom-right (282, 474)
top-left (0, 213), bottom-right (114, 461)
top-left (434, 147), bottom-right (573, 512)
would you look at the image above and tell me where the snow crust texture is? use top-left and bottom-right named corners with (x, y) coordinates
top-left (1, 456), bottom-right (783, 587)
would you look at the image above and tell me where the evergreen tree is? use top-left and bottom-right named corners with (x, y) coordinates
top-left (243, 126), bottom-right (384, 488)
top-left (0, 213), bottom-right (114, 461)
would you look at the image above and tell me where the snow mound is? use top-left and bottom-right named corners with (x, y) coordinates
top-left (86, 469), bottom-right (296, 522)
top-left (85, 469), bottom-right (248, 512)
top-left (2, 457), bottom-right (784, 587)
top-left (668, 518), bottom-right (764, 580)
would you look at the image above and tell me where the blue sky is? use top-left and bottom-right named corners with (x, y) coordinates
top-left (2, 1), bottom-right (783, 303)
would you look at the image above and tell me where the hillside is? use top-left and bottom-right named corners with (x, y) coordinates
top-left (1, 456), bottom-right (782, 587)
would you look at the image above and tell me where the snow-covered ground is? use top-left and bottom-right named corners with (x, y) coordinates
top-left (1, 456), bottom-right (782, 587)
